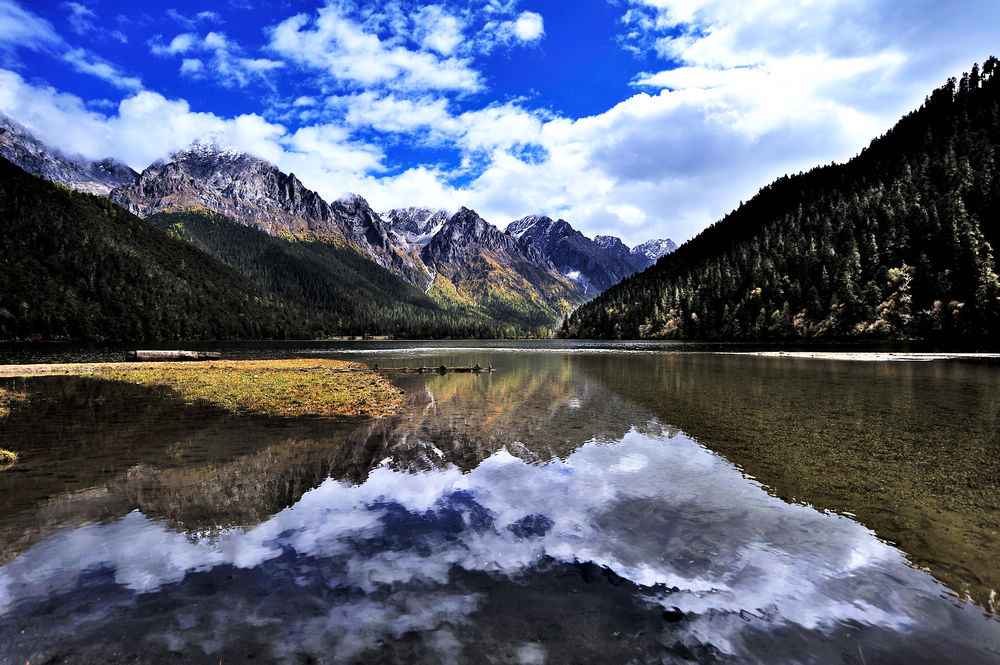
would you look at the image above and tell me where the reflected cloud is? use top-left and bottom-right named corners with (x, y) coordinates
top-left (3, 429), bottom-right (994, 663)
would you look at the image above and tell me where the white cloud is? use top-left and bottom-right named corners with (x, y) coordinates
top-left (63, 1), bottom-right (96, 35)
top-left (63, 48), bottom-right (143, 90)
top-left (0, 68), bottom-right (388, 200)
top-left (414, 5), bottom-right (464, 56)
top-left (513, 11), bottom-right (544, 42)
top-left (150, 32), bottom-right (198, 56)
top-left (4, 0), bottom-right (999, 248)
top-left (179, 58), bottom-right (202, 74)
top-left (269, 5), bottom-right (482, 93)
top-left (329, 92), bottom-right (452, 134)
top-left (151, 30), bottom-right (284, 88)
top-left (239, 57), bottom-right (283, 73)
top-left (203, 30), bottom-right (228, 50)
top-left (165, 8), bottom-right (221, 29)
top-left (0, 0), bottom-right (60, 52)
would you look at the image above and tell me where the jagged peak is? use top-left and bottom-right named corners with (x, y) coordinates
top-left (594, 234), bottom-right (630, 251)
top-left (173, 134), bottom-right (245, 160)
top-left (507, 214), bottom-right (551, 237)
top-left (333, 192), bottom-right (375, 212)
top-left (632, 238), bottom-right (677, 260)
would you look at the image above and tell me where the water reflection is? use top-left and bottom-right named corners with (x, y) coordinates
top-left (2, 345), bottom-right (1000, 663)
top-left (4, 431), bottom-right (999, 663)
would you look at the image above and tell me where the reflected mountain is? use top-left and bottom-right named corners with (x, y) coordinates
top-left (0, 359), bottom-right (660, 562)
top-left (2, 347), bottom-right (999, 625)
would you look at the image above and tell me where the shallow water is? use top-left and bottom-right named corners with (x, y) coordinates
top-left (1, 342), bottom-right (999, 664)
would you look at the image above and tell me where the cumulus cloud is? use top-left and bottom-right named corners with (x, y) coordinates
top-left (479, 10), bottom-right (545, 52)
top-left (513, 11), bottom-right (544, 41)
top-left (4, 0), bottom-right (999, 246)
top-left (179, 58), bottom-right (202, 74)
top-left (150, 32), bottom-right (198, 56)
top-left (413, 5), bottom-right (465, 56)
top-left (269, 5), bottom-right (482, 93)
top-left (151, 30), bottom-right (283, 87)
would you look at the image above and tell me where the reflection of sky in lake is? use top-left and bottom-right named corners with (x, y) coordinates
top-left (2, 427), bottom-right (999, 663)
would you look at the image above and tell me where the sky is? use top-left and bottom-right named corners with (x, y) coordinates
top-left (1, 1), bottom-right (998, 246)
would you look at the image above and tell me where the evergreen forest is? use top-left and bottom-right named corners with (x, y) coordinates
top-left (0, 159), bottom-right (518, 341)
top-left (563, 57), bottom-right (1000, 341)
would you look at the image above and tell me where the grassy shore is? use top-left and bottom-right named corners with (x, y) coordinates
top-left (0, 359), bottom-right (403, 418)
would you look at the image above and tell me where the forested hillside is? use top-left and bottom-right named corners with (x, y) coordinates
top-left (564, 58), bottom-right (1000, 341)
top-left (147, 210), bottom-right (510, 338)
top-left (0, 157), bottom-right (307, 340)
top-left (0, 159), bottom-right (517, 341)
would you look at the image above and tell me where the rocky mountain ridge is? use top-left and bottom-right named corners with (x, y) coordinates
top-left (0, 113), bottom-right (137, 196)
top-left (632, 238), bottom-right (678, 262)
top-left (1, 117), bottom-right (669, 329)
top-left (508, 215), bottom-right (675, 294)
top-left (108, 142), bottom-right (582, 322)
top-left (110, 142), bottom-right (429, 285)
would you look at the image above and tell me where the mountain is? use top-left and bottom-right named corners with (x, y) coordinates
top-left (0, 156), bottom-right (313, 341)
top-left (0, 113), bottom-right (137, 196)
top-left (594, 235), bottom-right (646, 272)
top-left (507, 215), bottom-right (641, 294)
top-left (110, 142), bottom-right (430, 286)
top-left (564, 57), bottom-right (1000, 341)
top-left (421, 208), bottom-right (584, 331)
top-left (2, 118), bottom-right (584, 335)
top-left (631, 238), bottom-right (677, 263)
top-left (381, 207), bottom-right (448, 245)
top-left (112, 146), bottom-right (582, 329)
top-left (146, 210), bottom-right (504, 338)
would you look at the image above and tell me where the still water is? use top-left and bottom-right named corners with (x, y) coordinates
top-left (1, 341), bottom-right (999, 663)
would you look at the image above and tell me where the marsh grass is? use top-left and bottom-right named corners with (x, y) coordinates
top-left (0, 448), bottom-right (17, 470)
top-left (0, 387), bottom-right (27, 419)
top-left (93, 359), bottom-right (403, 417)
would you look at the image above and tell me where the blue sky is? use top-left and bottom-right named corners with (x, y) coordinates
top-left (1, 0), bottom-right (999, 245)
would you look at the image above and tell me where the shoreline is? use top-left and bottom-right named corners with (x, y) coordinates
top-left (720, 351), bottom-right (1000, 362)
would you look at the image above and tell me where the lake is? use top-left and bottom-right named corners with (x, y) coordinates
top-left (1, 341), bottom-right (999, 664)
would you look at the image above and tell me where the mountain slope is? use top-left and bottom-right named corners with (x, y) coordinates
top-left (564, 58), bottom-right (1000, 341)
top-left (1, 118), bottom-right (585, 335)
top-left (631, 238), bottom-right (677, 264)
top-left (147, 210), bottom-right (503, 338)
top-left (507, 216), bottom-right (640, 294)
top-left (594, 235), bottom-right (648, 272)
top-left (110, 143), bottom-right (429, 285)
top-left (381, 208), bottom-right (448, 245)
top-left (0, 157), bottom-right (312, 341)
top-left (0, 113), bottom-right (137, 196)
top-left (422, 208), bottom-right (585, 331)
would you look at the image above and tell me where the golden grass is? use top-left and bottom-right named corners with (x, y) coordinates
top-left (0, 387), bottom-right (28, 419)
top-left (92, 359), bottom-right (403, 418)
top-left (0, 448), bottom-right (16, 469)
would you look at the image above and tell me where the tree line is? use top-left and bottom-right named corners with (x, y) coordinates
top-left (563, 57), bottom-right (1000, 342)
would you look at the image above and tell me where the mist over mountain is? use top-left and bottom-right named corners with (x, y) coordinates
top-left (0, 114), bottom-right (137, 197)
